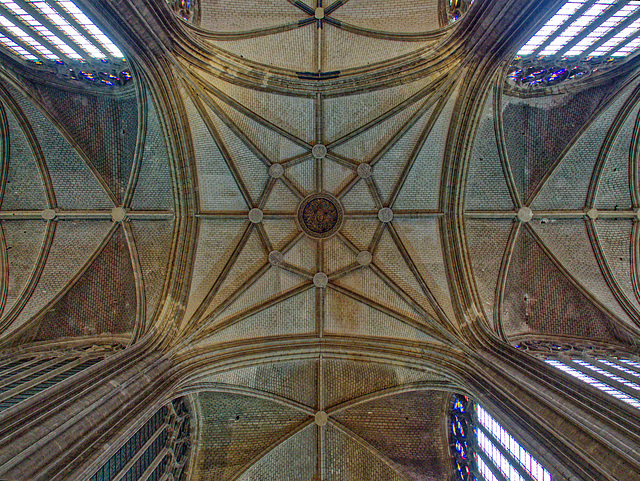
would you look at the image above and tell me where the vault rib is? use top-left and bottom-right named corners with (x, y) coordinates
top-left (527, 223), bottom-right (635, 329)
top-left (196, 21), bottom-right (313, 41)
top-left (326, 78), bottom-right (443, 150)
top-left (365, 177), bottom-right (384, 209)
top-left (122, 222), bottom-right (146, 343)
top-left (328, 283), bottom-right (448, 343)
top-left (190, 223), bottom-right (254, 326)
top-left (526, 76), bottom-right (640, 207)
top-left (387, 90), bottom-right (450, 208)
top-left (630, 102), bottom-right (640, 207)
top-left (281, 262), bottom-right (314, 279)
top-left (326, 381), bottom-right (455, 415)
top-left (632, 222), bottom-right (640, 308)
top-left (122, 81), bottom-right (148, 209)
top-left (587, 219), bottom-right (640, 328)
top-left (493, 73), bottom-right (522, 208)
top-left (0, 220), bottom-right (54, 332)
top-left (193, 72), bottom-right (311, 149)
top-left (180, 382), bottom-right (315, 414)
top-left (255, 222), bottom-right (273, 253)
top-left (280, 175), bottom-right (305, 200)
top-left (328, 261), bottom-right (361, 280)
top-left (1, 222), bottom-right (119, 342)
top-left (315, 92), bottom-right (323, 144)
top-left (189, 92), bottom-right (255, 209)
top-left (494, 220), bottom-right (521, 342)
top-left (257, 177), bottom-right (277, 211)
top-left (280, 151), bottom-right (313, 168)
top-left (323, 17), bottom-right (448, 41)
top-left (0, 225), bottom-right (7, 320)
top-left (200, 95), bottom-right (272, 167)
top-left (589, 88), bottom-right (640, 208)
top-left (0, 101), bottom-right (8, 208)
top-left (369, 262), bottom-right (444, 328)
top-left (228, 421), bottom-right (316, 481)
top-left (196, 282), bottom-right (315, 341)
top-left (286, 0), bottom-right (315, 16)
top-left (327, 420), bottom-right (411, 480)
top-left (369, 222), bottom-right (385, 254)
top-left (199, 260), bottom-right (271, 328)
top-left (387, 222), bottom-right (452, 329)
top-left (0, 84), bottom-right (56, 207)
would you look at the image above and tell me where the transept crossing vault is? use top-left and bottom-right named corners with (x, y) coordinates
top-left (0, 0), bottom-right (639, 479)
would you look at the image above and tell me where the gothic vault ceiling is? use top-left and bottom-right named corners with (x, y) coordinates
top-left (0, 0), bottom-right (640, 479)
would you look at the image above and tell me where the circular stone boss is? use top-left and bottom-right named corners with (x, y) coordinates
top-left (297, 193), bottom-right (344, 239)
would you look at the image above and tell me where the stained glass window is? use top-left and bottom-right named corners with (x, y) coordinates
top-left (449, 394), bottom-right (553, 481)
top-left (89, 397), bottom-right (191, 481)
top-left (0, 354), bottom-right (105, 411)
top-left (448, 0), bottom-right (474, 23)
top-left (0, 0), bottom-right (130, 86)
top-left (509, 0), bottom-right (640, 88)
top-left (545, 355), bottom-right (640, 410)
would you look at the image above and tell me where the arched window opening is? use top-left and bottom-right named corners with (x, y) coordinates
top-left (0, 0), bottom-right (131, 87)
top-left (450, 394), bottom-right (553, 481)
top-left (89, 397), bottom-right (191, 481)
top-left (517, 341), bottom-right (640, 410)
top-left (166, 0), bottom-right (198, 23)
top-left (0, 350), bottom-right (108, 412)
top-left (508, 0), bottom-right (640, 89)
top-left (448, 0), bottom-right (474, 23)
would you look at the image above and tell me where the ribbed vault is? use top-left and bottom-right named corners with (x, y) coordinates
top-left (0, 0), bottom-right (640, 479)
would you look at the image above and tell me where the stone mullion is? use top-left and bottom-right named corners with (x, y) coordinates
top-left (0, 356), bottom-right (67, 390)
top-left (0, 355), bottom-right (88, 404)
top-left (587, 355), bottom-right (640, 386)
top-left (111, 423), bottom-right (168, 481)
top-left (557, 354), bottom-right (640, 401)
top-left (0, 342), bottom-right (171, 481)
top-left (581, 8), bottom-right (640, 60)
top-left (529, 0), bottom-right (599, 58)
top-left (0, 355), bottom-right (46, 377)
top-left (475, 448), bottom-right (510, 481)
top-left (555, 2), bottom-right (629, 59)
top-left (469, 346), bottom-right (640, 481)
top-left (476, 422), bottom-right (537, 481)
top-left (49, 353), bottom-right (174, 481)
top-left (138, 448), bottom-right (169, 481)
top-left (605, 356), bottom-right (640, 376)
top-left (493, 73), bottom-right (522, 208)
top-left (122, 81), bottom-right (148, 209)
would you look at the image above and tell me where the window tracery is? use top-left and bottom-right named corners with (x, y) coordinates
top-left (516, 341), bottom-right (640, 410)
top-left (448, 0), bottom-right (474, 23)
top-left (0, 350), bottom-right (109, 411)
top-left (0, 0), bottom-right (131, 87)
top-left (508, 0), bottom-right (640, 90)
top-left (166, 0), bottom-right (198, 23)
top-left (89, 397), bottom-right (191, 481)
top-left (450, 394), bottom-right (553, 481)
top-left (546, 356), bottom-right (640, 409)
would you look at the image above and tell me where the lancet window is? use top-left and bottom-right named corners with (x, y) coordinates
top-left (89, 397), bottom-right (191, 481)
top-left (0, 0), bottom-right (130, 86)
top-left (450, 394), bottom-right (553, 481)
top-left (0, 351), bottom-right (105, 412)
top-left (546, 355), bottom-right (640, 409)
top-left (508, 0), bottom-right (640, 89)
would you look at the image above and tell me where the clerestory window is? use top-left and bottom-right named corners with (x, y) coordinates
top-left (450, 394), bottom-right (553, 481)
top-left (546, 355), bottom-right (640, 409)
top-left (89, 397), bottom-right (191, 481)
top-left (508, 0), bottom-right (640, 89)
top-left (0, 0), bottom-right (130, 86)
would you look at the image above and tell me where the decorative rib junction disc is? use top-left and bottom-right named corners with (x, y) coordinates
top-left (297, 193), bottom-right (344, 239)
